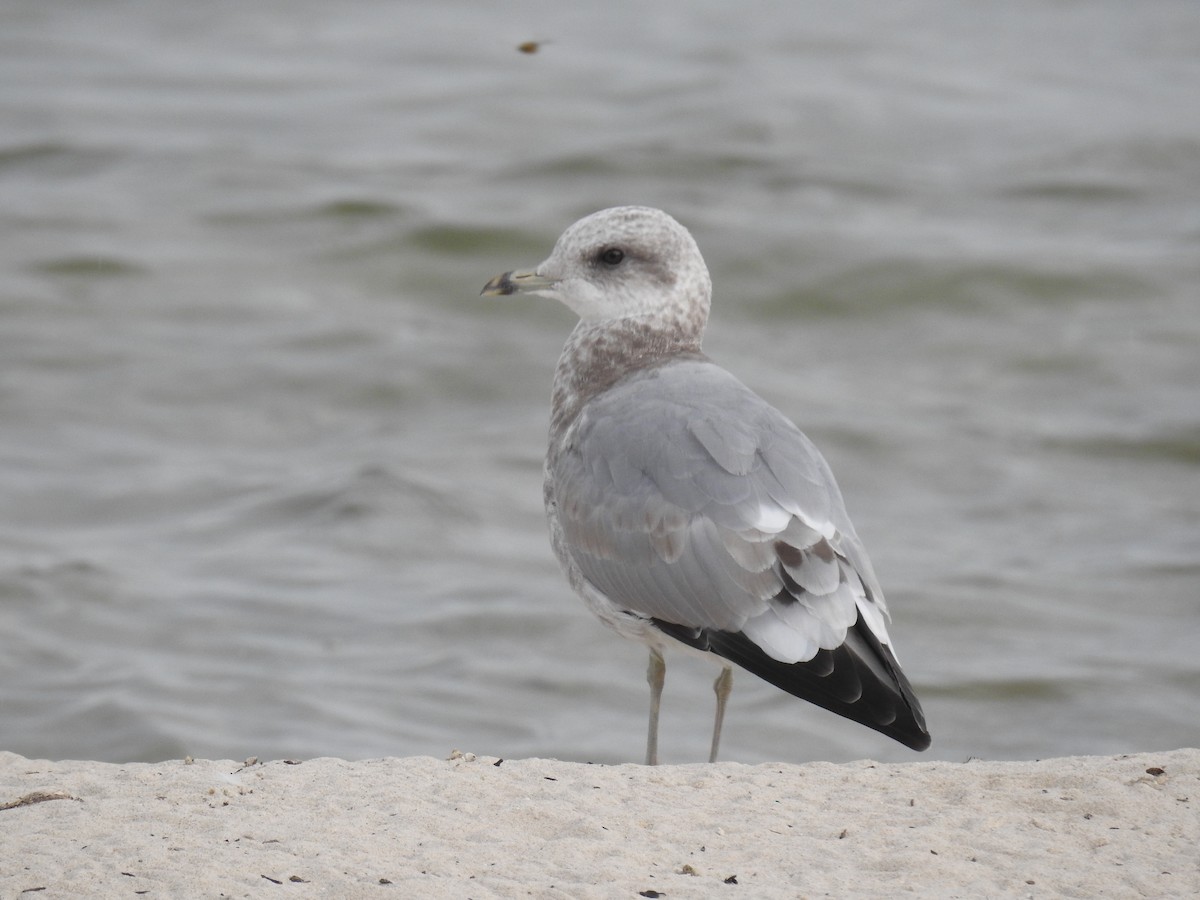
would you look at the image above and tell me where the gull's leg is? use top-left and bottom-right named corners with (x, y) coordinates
top-left (709, 666), bottom-right (734, 763)
top-left (645, 648), bottom-right (666, 766)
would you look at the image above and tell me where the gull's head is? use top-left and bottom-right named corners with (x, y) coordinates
top-left (482, 206), bottom-right (712, 330)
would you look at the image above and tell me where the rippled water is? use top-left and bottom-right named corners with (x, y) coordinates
top-left (1, 0), bottom-right (1197, 765)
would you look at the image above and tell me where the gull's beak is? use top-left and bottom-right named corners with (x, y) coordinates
top-left (480, 268), bottom-right (556, 297)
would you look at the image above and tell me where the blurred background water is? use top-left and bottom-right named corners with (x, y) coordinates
top-left (1, 0), bottom-right (1197, 766)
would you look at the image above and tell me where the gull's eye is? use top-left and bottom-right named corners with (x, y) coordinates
top-left (599, 247), bottom-right (625, 266)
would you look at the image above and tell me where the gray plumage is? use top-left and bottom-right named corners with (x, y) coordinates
top-left (482, 206), bottom-right (929, 762)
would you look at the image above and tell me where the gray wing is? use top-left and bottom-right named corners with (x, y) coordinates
top-left (550, 357), bottom-right (895, 664)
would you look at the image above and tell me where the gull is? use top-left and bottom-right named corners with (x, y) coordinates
top-left (482, 206), bottom-right (930, 764)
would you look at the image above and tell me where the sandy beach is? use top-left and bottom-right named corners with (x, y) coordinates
top-left (1, 748), bottom-right (1196, 898)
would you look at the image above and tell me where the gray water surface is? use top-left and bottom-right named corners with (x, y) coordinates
top-left (1, 0), bottom-right (1197, 765)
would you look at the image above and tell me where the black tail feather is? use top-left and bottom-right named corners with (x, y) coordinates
top-left (652, 613), bottom-right (931, 751)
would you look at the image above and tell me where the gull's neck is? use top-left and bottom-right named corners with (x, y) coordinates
top-left (549, 314), bottom-right (705, 441)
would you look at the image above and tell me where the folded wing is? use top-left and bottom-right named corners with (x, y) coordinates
top-left (551, 358), bottom-right (930, 750)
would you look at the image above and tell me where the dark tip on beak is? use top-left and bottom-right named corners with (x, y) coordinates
top-left (480, 271), bottom-right (518, 297)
